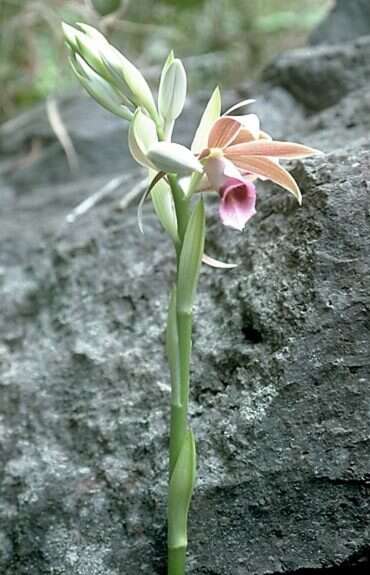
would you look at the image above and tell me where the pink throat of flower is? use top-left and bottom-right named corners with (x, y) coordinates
top-left (218, 178), bottom-right (257, 231)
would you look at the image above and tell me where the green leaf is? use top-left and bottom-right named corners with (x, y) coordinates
top-left (90, 0), bottom-right (121, 17)
top-left (177, 198), bottom-right (205, 313)
top-left (166, 287), bottom-right (181, 406)
top-left (191, 86), bottom-right (221, 154)
top-left (150, 173), bottom-right (179, 243)
top-left (168, 430), bottom-right (197, 549)
top-left (137, 171), bottom-right (167, 233)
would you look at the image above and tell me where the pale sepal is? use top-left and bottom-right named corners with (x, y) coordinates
top-left (223, 98), bottom-right (256, 116)
top-left (191, 86), bottom-right (221, 154)
top-left (202, 254), bottom-right (237, 269)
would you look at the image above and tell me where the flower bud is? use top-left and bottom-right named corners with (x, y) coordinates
top-left (62, 22), bottom-right (83, 52)
top-left (128, 109), bottom-right (158, 168)
top-left (70, 53), bottom-right (133, 120)
top-left (158, 56), bottom-right (187, 121)
top-left (150, 171), bottom-right (179, 244)
top-left (147, 142), bottom-right (203, 176)
top-left (78, 24), bottom-right (157, 119)
top-left (62, 22), bottom-right (158, 122)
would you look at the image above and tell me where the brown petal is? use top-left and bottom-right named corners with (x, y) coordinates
top-left (226, 140), bottom-right (320, 159)
top-left (225, 154), bottom-right (302, 203)
top-left (228, 127), bottom-right (256, 145)
top-left (208, 117), bottom-right (241, 149)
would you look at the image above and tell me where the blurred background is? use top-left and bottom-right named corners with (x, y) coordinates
top-left (0, 0), bottom-right (332, 122)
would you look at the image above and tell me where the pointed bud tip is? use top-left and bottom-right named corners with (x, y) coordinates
top-left (62, 22), bottom-right (80, 47)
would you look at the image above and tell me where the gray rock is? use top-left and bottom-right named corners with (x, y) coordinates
top-left (263, 36), bottom-right (370, 111)
top-left (310, 0), bottom-right (370, 46)
top-left (1, 41), bottom-right (370, 575)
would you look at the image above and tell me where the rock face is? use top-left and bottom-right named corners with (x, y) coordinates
top-left (1, 32), bottom-right (370, 575)
top-left (310, 0), bottom-right (370, 46)
top-left (262, 36), bottom-right (370, 112)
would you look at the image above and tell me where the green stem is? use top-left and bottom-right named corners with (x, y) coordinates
top-left (168, 174), bottom-right (190, 242)
top-left (177, 310), bottom-right (192, 409)
top-left (167, 178), bottom-right (194, 575)
top-left (169, 310), bottom-right (192, 476)
top-left (168, 547), bottom-right (187, 575)
top-left (169, 403), bottom-right (186, 478)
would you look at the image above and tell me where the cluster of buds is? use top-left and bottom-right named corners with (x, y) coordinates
top-left (63, 22), bottom-right (319, 238)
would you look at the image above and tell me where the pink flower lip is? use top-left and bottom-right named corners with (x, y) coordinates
top-left (219, 177), bottom-right (256, 231)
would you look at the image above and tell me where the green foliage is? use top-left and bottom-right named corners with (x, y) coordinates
top-left (161, 0), bottom-right (206, 8)
top-left (0, 0), bottom-right (331, 122)
top-left (0, 0), bottom-right (80, 119)
top-left (90, 0), bottom-right (121, 16)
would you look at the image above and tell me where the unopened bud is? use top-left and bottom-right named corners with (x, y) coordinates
top-left (62, 22), bottom-right (158, 122)
top-left (128, 109), bottom-right (158, 168)
top-left (70, 53), bottom-right (133, 120)
top-left (147, 142), bottom-right (203, 176)
top-left (158, 54), bottom-right (187, 121)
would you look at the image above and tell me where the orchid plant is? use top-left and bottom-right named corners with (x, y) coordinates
top-left (63, 22), bottom-right (318, 575)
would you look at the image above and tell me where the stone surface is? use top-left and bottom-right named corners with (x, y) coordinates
top-left (310, 0), bottom-right (370, 46)
top-left (1, 30), bottom-right (370, 575)
top-left (262, 36), bottom-right (370, 111)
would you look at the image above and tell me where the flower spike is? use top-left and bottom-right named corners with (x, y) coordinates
top-left (62, 32), bottom-right (322, 575)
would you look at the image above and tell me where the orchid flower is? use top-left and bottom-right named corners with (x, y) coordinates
top-left (195, 114), bottom-right (319, 231)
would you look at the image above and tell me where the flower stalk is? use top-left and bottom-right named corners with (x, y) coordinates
top-left (166, 182), bottom-right (205, 575)
top-left (62, 22), bottom-right (319, 575)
